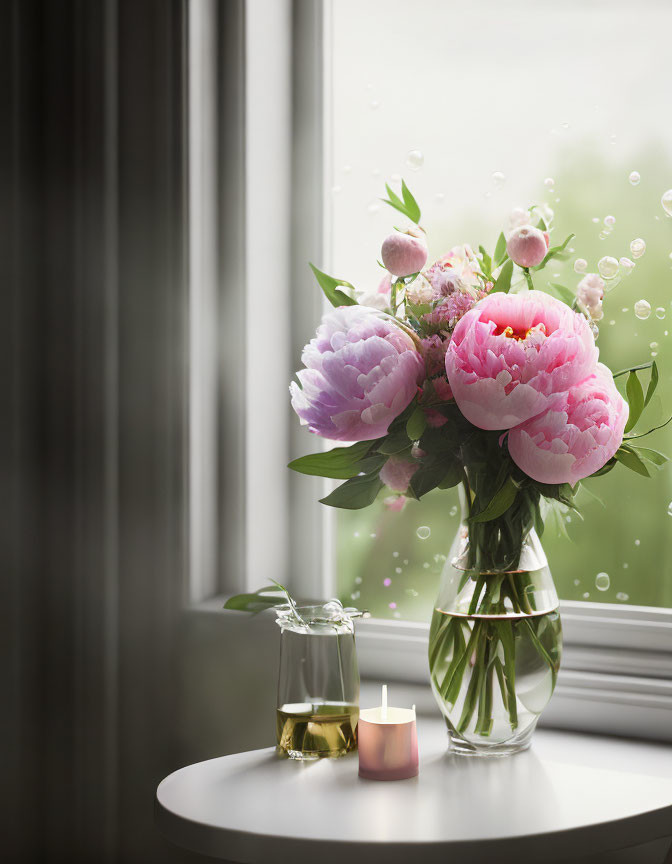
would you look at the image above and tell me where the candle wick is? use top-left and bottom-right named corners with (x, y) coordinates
top-left (381, 684), bottom-right (388, 720)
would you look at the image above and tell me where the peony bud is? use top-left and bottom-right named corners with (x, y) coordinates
top-left (506, 225), bottom-right (548, 268)
top-left (381, 229), bottom-right (428, 277)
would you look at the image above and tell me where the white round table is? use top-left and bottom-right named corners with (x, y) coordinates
top-left (156, 720), bottom-right (672, 863)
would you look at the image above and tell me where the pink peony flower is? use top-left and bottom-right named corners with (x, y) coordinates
top-left (381, 229), bottom-right (428, 277)
top-left (380, 457), bottom-right (419, 492)
top-left (424, 244), bottom-right (483, 294)
top-left (445, 291), bottom-right (598, 430)
top-left (506, 225), bottom-right (548, 268)
top-left (508, 363), bottom-right (628, 485)
top-left (422, 291), bottom-right (478, 328)
top-left (576, 273), bottom-right (605, 321)
top-left (421, 334), bottom-right (450, 377)
top-left (290, 306), bottom-right (424, 441)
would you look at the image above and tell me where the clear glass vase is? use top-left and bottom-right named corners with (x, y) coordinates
top-left (429, 486), bottom-right (562, 756)
top-left (275, 600), bottom-right (360, 760)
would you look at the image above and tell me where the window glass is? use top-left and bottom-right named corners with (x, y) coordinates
top-left (330, 0), bottom-right (672, 618)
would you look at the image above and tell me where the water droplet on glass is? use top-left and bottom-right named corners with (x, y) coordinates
top-left (604, 215), bottom-right (616, 227)
top-left (369, 99), bottom-right (380, 110)
top-left (383, 578), bottom-right (392, 587)
top-left (591, 217), bottom-right (600, 224)
top-left (630, 238), bottom-right (646, 258)
top-left (634, 299), bottom-right (651, 319)
top-left (449, 505), bottom-right (458, 517)
top-left (355, 576), bottom-right (362, 585)
top-left (491, 171), bottom-right (506, 187)
top-left (395, 567), bottom-right (402, 574)
top-left (416, 525), bottom-right (431, 540)
top-left (667, 501), bottom-right (672, 516)
top-left (405, 588), bottom-right (419, 597)
top-left (544, 177), bottom-right (555, 188)
top-left (623, 562), bottom-right (629, 569)
top-left (573, 579), bottom-right (581, 586)
top-left (598, 256), bottom-right (619, 278)
top-left (406, 150), bottom-right (424, 171)
top-left (656, 307), bottom-right (666, 319)
top-left (435, 192), bottom-right (445, 204)
top-left (616, 592), bottom-right (629, 602)
top-left (582, 592), bottom-right (590, 599)
top-left (629, 171), bottom-right (641, 186)
top-left (619, 257), bottom-right (635, 275)
top-left (423, 562), bottom-right (430, 569)
top-left (661, 189), bottom-right (672, 216)
top-left (635, 538), bottom-right (641, 546)
top-left (595, 572), bottom-right (610, 591)
top-left (392, 551), bottom-right (399, 558)
top-left (354, 531), bottom-right (360, 538)
top-left (574, 258), bottom-right (588, 273)
top-left (350, 591), bottom-right (360, 600)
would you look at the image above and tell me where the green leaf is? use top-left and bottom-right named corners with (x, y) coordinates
top-left (309, 263), bottom-right (357, 308)
top-left (401, 179), bottom-right (422, 223)
top-left (288, 440), bottom-right (373, 479)
top-left (478, 245), bottom-right (492, 279)
top-left (624, 371), bottom-right (644, 433)
top-left (624, 414), bottom-right (672, 441)
top-left (223, 592), bottom-right (285, 613)
top-left (490, 259), bottom-right (514, 294)
top-left (630, 446), bottom-right (669, 467)
top-left (645, 361), bottom-right (659, 408)
top-left (381, 180), bottom-right (421, 224)
top-left (614, 446), bottom-right (650, 478)
top-left (437, 461), bottom-right (463, 490)
top-left (494, 232), bottom-right (507, 266)
top-left (319, 473), bottom-right (384, 509)
top-left (471, 476), bottom-right (519, 523)
top-left (546, 282), bottom-right (576, 306)
top-left (377, 428), bottom-right (411, 455)
top-left (533, 233), bottom-right (575, 270)
top-left (613, 361), bottom-right (655, 379)
top-left (406, 405), bottom-right (427, 440)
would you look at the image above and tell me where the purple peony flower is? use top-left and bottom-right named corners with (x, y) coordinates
top-left (290, 305), bottom-right (424, 441)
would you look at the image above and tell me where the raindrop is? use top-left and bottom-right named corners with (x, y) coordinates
top-left (355, 576), bottom-right (362, 585)
top-left (634, 299), bottom-right (651, 319)
top-left (623, 563), bottom-right (629, 569)
top-left (619, 257), bottom-right (635, 275)
top-left (574, 258), bottom-right (588, 273)
top-left (662, 189), bottom-right (672, 216)
top-left (590, 321), bottom-right (600, 339)
top-left (598, 256), bottom-right (619, 278)
top-left (635, 538), bottom-right (641, 546)
top-left (591, 217), bottom-right (600, 224)
top-left (595, 572), bottom-right (610, 592)
top-left (423, 562), bottom-right (430, 569)
top-left (416, 525), bottom-right (431, 540)
top-left (604, 215), bottom-right (616, 227)
top-left (395, 567), bottom-right (402, 574)
top-left (544, 177), bottom-right (555, 188)
top-left (406, 150), bottom-right (424, 171)
top-left (573, 579), bottom-right (581, 586)
top-left (656, 307), bottom-right (666, 319)
top-left (628, 171), bottom-right (641, 186)
top-left (392, 551), bottom-right (399, 558)
top-left (630, 238), bottom-right (646, 258)
top-left (383, 578), bottom-right (392, 587)
top-left (616, 592), bottom-right (630, 602)
top-left (491, 171), bottom-right (506, 187)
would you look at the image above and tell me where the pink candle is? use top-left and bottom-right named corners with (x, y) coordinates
top-left (358, 685), bottom-right (419, 781)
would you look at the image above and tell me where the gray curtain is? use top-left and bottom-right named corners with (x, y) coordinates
top-left (1, 1), bottom-right (203, 860)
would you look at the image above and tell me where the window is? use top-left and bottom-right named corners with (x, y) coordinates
top-left (323, 0), bottom-right (672, 618)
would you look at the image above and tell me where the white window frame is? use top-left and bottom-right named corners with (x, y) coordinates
top-left (187, 0), bottom-right (672, 742)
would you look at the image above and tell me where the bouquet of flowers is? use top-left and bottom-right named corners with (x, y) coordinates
top-left (288, 180), bottom-right (669, 753)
